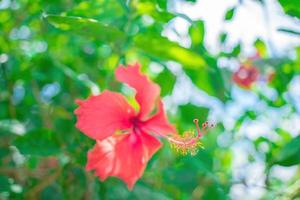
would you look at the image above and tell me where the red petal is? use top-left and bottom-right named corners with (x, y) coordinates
top-left (115, 63), bottom-right (160, 120)
top-left (141, 100), bottom-right (176, 136)
top-left (86, 131), bottom-right (161, 190)
top-left (74, 90), bottom-right (135, 140)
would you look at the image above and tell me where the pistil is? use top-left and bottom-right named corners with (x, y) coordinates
top-left (166, 119), bottom-right (213, 156)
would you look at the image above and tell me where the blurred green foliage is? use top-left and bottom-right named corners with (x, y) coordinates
top-left (278, 0), bottom-right (300, 18)
top-left (0, 0), bottom-right (300, 199)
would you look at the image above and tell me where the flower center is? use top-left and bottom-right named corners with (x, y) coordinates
top-left (130, 117), bottom-right (141, 130)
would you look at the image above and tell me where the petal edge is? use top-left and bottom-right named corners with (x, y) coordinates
top-left (115, 63), bottom-right (160, 120)
top-left (74, 90), bottom-right (135, 140)
top-left (86, 131), bottom-right (161, 190)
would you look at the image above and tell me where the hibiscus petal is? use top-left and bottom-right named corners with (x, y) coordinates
top-left (74, 90), bottom-right (135, 140)
top-left (86, 131), bottom-right (161, 190)
top-left (115, 63), bottom-right (160, 120)
top-left (141, 100), bottom-right (176, 136)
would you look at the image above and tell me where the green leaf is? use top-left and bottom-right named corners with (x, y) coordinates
top-left (136, 1), bottom-right (174, 22)
top-left (179, 104), bottom-right (209, 125)
top-left (245, 110), bottom-right (257, 120)
top-left (269, 63), bottom-right (294, 95)
top-left (231, 43), bottom-right (241, 56)
top-left (278, 28), bottom-right (300, 36)
top-left (0, 147), bottom-right (10, 159)
top-left (0, 176), bottom-right (10, 192)
top-left (40, 183), bottom-right (63, 200)
top-left (185, 56), bottom-right (229, 101)
top-left (202, 182), bottom-right (228, 200)
top-left (163, 167), bottom-right (199, 192)
top-left (278, 0), bottom-right (300, 18)
top-left (156, 0), bottom-right (167, 10)
top-left (219, 43), bottom-right (241, 57)
top-left (13, 129), bottom-right (61, 156)
top-left (219, 32), bottom-right (227, 44)
top-left (68, 0), bottom-right (127, 19)
top-left (189, 20), bottom-right (205, 47)
top-left (44, 15), bottom-right (125, 42)
top-left (276, 128), bottom-right (292, 143)
top-left (131, 185), bottom-right (172, 200)
top-left (163, 155), bottom-right (212, 193)
top-left (155, 69), bottom-right (176, 96)
top-left (62, 168), bottom-right (86, 199)
top-left (234, 110), bottom-right (256, 131)
top-left (224, 7), bottom-right (235, 21)
top-left (254, 39), bottom-right (267, 57)
top-left (134, 33), bottom-right (206, 69)
top-left (274, 135), bottom-right (300, 166)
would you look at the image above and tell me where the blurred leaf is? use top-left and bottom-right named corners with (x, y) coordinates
top-left (162, 152), bottom-right (213, 194)
top-left (185, 57), bottom-right (229, 101)
top-left (254, 39), bottom-right (267, 57)
top-left (278, 0), bottom-right (300, 18)
top-left (68, 0), bottom-right (127, 20)
top-left (0, 176), bottom-right (10, 192)
top-left (269, 63), bottom-right (294, 95)
top-left (155, 69), bottom-right (176, 96)
top-left (278, 28), bottom-right (300, 36)
top-left (258, 93), bottom-right (287, 108)
top-left (63, 167), bottom-right (86, 199)
top-left (163, 167), bottom-right (199, 192)
top-left (276, 128), bottom-right (292, 142)
top-left (27, 156), bottom-right (39, 169)
top-left (245, 110), bottom-right (256, 120)
top-left (134, 33), bottom-right (206, 69)
top-left (224, 7), bottom-right (235, 21)
top-left (0, 147), bottom-right (10, 159)
top-left (202, 182), bottom-right (228, 200)
top-left (44, 15), bottom-right (125, 42)
top-left (13, 129), bottom-right (61, 156)
top-left (156, 0), bottom-right (167, 10)
top-left (179, 104), bottom-right (209, 125)
top-left (274, 135), bottom-right (300, 166)
top-left (219, 43), bottom-right (241, 57)
top-left (189, 20), bottom-right (205, 47)
top-left (234, 110), bottom-right (256, 131)
top-left (40, 183), bottom-right (62, 200)
top-left (131, 185), bottom-right (172, 200)
top-left (219, 32), bottom-right (227, 44)
top-left (231, 43), bottom-right (241, 56)
top-left (135, 1), bottom-right (174, 22)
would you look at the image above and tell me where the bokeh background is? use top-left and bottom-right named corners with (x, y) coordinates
top-left (0, 0), bottom-right (300, 199)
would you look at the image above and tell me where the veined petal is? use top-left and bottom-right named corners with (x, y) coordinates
top-left (141, 100), bottom-right (176, 136)
top-left (86, 131), bottom-right (161, 190)
top-left (115, 63), bottom-right (160, 120)
top-left (74, 90), bottom-right (135, 140)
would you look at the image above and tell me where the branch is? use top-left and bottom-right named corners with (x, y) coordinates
top-left (25, 167), bottom-right (62, 200)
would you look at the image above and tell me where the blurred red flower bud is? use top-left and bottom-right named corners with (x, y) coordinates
top-left (232, 65), bottom-right (259, 89)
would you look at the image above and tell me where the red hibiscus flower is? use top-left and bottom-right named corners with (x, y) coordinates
top-left (232, 65), bottom-right (259, 89)
top-left (74, 63), bottom-right (209, 189)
